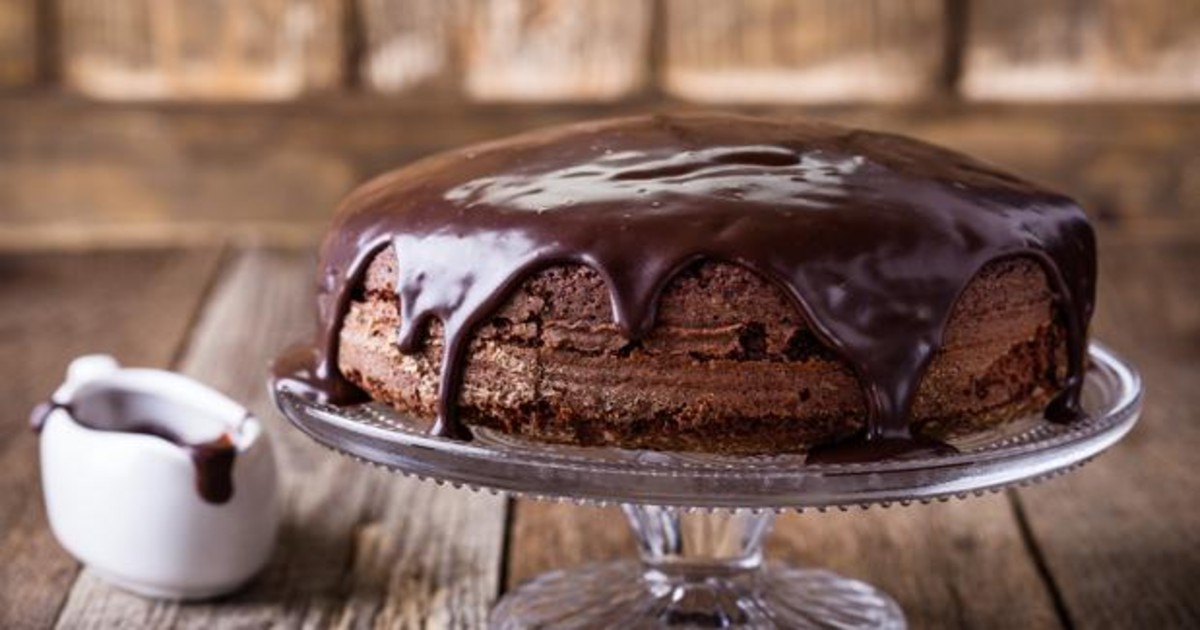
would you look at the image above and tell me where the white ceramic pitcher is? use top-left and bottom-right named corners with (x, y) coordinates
top-left (34, 355), bottom-right (280, 600)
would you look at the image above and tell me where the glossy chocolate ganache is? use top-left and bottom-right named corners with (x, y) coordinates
top-left (274, 112), bottom-right (1096, 461)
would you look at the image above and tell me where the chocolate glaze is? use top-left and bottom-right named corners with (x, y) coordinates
top-left (31, 396), bottom-right (238, 504)
top-left (273, 113), bottom-right (1096, 461)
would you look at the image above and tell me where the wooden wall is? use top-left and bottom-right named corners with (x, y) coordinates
top-left (0, 0), bottom-right (1197, 102)
top-left (57, 0), bottom-right (344, 99)
top-left (0, 0), bottom-right (35, 88)
top-left (964, 0), bottom-right (1200, 100)
top-left (662, 0), bottom-right (947, 103)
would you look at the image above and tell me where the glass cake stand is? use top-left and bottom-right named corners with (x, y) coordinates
top-left (273, 343), bottom-right (1142, 629)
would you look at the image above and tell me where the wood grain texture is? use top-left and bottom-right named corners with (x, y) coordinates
top-left (0, 248), bottom-right (224, 629)
top-left (52, 250), bottom-right (508, 629)
top-left (362, 0), bottom-right (654, 101)
top-left (0, 0), bottom-right (35, 87)
top-left (1011, 232), bottom-right (1200, 629)
top-left (460, 0), bottom-right (652, 102)
top-left (662, 0), bottom-right (945, 103)
top-left (3, 99), bottom-right (1194, 249)
top-left (963, 0), bottom-right (1200, 100)
top-left (767, 499), bottom-right (1061, 630)
top-left (58, 0), bottom-right (343, 100)
top-left (359, 0), bottom-right (460, 95)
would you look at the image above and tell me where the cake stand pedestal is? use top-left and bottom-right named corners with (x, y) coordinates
top-left (492, 506), bottom-right (904, 628)
top-left (274, 343), bottom-right (1141, 629)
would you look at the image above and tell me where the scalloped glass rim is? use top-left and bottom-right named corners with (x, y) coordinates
top-left (273, 342), bottom-right (1142, 509)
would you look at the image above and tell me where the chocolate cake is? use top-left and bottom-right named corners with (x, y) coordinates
top-left (274, 113), bottom-right (1096, 461)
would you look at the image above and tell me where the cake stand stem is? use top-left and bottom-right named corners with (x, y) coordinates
top-left (626, 504), bottom-right (771, 583)
top-left (490, 505), bottom-right (906, 629)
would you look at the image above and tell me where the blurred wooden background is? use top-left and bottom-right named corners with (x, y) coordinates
top-left (0, 0), bottom-right (1197, 248)
top-left (0, 6), bottom-right (1197, 628)
top-left (3, 0), bottom-right (1192, 102)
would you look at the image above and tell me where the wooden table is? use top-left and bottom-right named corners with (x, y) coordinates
top-left (0, 105), bottom-right (1197, 629)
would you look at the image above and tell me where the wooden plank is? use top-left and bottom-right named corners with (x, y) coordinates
top-left (3, 99), bottom-right (1195, 250)
top-left (508, 497), bottom-right (1061, 629)
top-left (0, 248), bottom-right (224, 629)
top-left (662, 0), bottom-right (945, 103)
top-left (1011, 233), bottom-right (1200, 628)
top-left (461, 0), bottom-right (653, 102)
top-left (767, 499), bottom-right (1062, 630)
top-left (58, 0), bottom-right (343, 100)
top-left (0, 0), bottom-right (35, 88)
top-left (361, 0), bottom-right (655, 100)
top-left (963, 0), bottom-right (1200, 100)
top-left (359, 0), bottom-right (459, 96)
top-left (53, 249), bottom-right (508, 628)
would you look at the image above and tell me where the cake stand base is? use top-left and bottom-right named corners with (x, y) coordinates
top-left (490, 506), bottom-right (904, 629)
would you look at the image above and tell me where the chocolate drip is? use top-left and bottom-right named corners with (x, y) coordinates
top-left (124, 422), bottom-right (237, 504)
top-left (32, 398), bottom-right (238, 504)
top-left (29, 400), bottom-right (58, 433)
top-left (273, 113), bottom-right (1096, 461)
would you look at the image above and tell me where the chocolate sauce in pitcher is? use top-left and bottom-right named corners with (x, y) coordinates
top-left (31, 391), bottom-right (238, 504)
top-left (273, 113), bottom-right (1096, 461)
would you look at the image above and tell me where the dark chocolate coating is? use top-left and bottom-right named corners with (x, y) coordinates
top-left (273, 113), bottom-right (1096, 460)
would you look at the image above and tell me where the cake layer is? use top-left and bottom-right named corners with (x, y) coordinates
top-left (338, 247), bottom-right (1067, 454)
